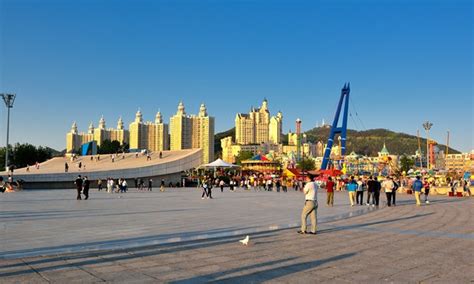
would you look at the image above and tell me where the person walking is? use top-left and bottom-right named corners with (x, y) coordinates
top-left (201, 178), bottom-right (209, 199)
top-left (107, 178), bottom-right (113, 193)
top-left (392, 177), bottom-right (399, 206)
top-left (298, 175), bottom-right (318, 235)
top-left (276, 179), bottom-right (281, 192)
top-left (463, 179), bottom-right (471, 196)
top-left (346, 176), bottom-right (358, 207)
top-left (326, 177), bottom-right (335, 206)
top-left (65, 162), bottom-right (69, 173)
top-left (373, 177), bottom-right (382, 207)
top-left (74, 175), bottom-right (83, 200)
top-left (160, 179), bottom-right (165, 192)
top-left (148, 178), bottom-right (153, 191)
top-left (382, 177), bottom-right (394, 207)
top-left (219, 179), bottom-right (225, 193)
top-left (122, 178), bottom-right (128, 193)
top-left (412, 176), bottom-right (423, 206)
top-left (423, 177), bottom-right (430, 204)
top-left (366, 176), bottom-right (376, 206)
top-left (207, 179), bottom-right (213, 198)
top-left (83, 176), bottom-right (90, 200)
top-left (356, 177), bottom-right (365, 205)
top-left (97, 178), bottom-right (103, 191)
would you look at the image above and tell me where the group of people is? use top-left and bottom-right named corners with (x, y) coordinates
top-left (325, 175), bottom-right (435, 208)
top-left (197, 173), bottom-right (307, 194)
top-left (448, 177), bottom-right (471, 196)
top-left (65, 151), bottom-right (165, 173)
top-left (74, 175), bottom-right (90, 200)
top-left (298, 174), bottom-right (450, 235)
top-left (341, 175), bottom-right (399, 207)
top-left (73, 175), bottom-right (170, 199)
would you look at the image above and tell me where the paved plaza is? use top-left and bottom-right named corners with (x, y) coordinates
top-left (0, 188), bottom-right (473, 283)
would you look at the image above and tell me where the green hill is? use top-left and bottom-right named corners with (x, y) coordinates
top-left (304, 127), bottom-right (459, 156)
top-left (214, 127), bottom-right (459, 157)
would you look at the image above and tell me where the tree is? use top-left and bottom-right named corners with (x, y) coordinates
top-left (12, 143), bottom-right (37, 168)
top-left (98, 140), bottom-right (122, 154)
top-left (0, 143), bottom-right (53, 171)
top-left (234, 151), bottom-right (254, 165)
top-left (399, 155), bottom-right (415, 173)
top-left (0, 147), bottom-right (5, 171)
top-left (297, 157), bottom-right (316, 171)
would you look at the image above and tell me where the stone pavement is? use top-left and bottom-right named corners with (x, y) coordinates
top-left (0, 189), bottom-right (473, 283)
top-left (0, 188), bottom-right (373, 259)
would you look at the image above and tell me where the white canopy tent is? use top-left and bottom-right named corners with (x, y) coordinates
top-left (199, 158), bottom-right (240, 169)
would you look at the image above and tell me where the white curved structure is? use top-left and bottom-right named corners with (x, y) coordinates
top-left (2, 149), bottom-right (202, 189)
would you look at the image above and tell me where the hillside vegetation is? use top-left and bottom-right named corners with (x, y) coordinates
top-left (214, 127), bottom-right (459, 158)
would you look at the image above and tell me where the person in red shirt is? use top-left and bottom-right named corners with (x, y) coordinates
top-left (326, 177), bottom-right (335, 206)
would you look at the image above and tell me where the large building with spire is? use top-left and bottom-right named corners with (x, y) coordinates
top-left (170, 102), bottom-right (215, 164)
top-left (129, 110), bottom-right (169, 152)
top-left (235, 99), bottom-right (283, 145)
top-left (66, 117), bottom-right (129, 153)
top-left (222, 99), bottom-right (283, 163)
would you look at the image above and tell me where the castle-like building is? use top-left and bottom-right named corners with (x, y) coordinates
top-left (66, 102), bottom-right (214, 164)
top-left (66, 117), bottom-right (129, 153)
top-left (222, 99), bottom-right (283, 163)
top-left (170, 102), bottom-right (214, 164)
top-left (129, 110), bottom-right (169, 152)
top-left (235, 99), bottom-right (282, 145)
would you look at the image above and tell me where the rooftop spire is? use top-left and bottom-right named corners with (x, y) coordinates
top-left (71, 121), bottom-right (78, 134)
top-left (135, 109), bottom-right (143, 123)
top-left (199, 103), bottom-right (207, 117)
top-left (99, 115), bottom-right (106, 129)
top-left (117, 116), bottom-right (124, 130)
top-left (155, 111), bottom-right (162, 123)
top-left (177, 101), bottom-right (185, 115)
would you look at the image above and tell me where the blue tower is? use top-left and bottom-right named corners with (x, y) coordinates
top-left (320, 83), bottom-right (350, 170)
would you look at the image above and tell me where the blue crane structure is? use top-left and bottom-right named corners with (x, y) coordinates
top-left (320, 83), bottom-right (350, 170)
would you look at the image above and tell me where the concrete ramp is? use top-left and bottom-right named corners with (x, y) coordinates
top-left (1, 149), bottom-right (202, 189)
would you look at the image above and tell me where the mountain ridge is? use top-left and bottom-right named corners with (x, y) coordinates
top-left (214, 127), bottom-right (460, 157)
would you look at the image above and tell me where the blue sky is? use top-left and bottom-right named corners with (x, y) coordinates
top-left (0, 0), bottom-right (472, 152)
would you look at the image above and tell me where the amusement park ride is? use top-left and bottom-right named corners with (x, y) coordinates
top-left (321, 83), bottom-right (350, 170)
top-left (320, 83), bottom-right (400, 175)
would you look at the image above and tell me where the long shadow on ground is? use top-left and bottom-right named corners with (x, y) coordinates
top-left (171, 253), bottom-right (356, 283)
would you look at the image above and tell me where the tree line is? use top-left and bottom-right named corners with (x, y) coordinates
top-left (0, 144), bottom-right (54, 171)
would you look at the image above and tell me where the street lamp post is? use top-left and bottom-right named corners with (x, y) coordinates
top-left (1, 94), bottom-right (16, 172)
top-left (422, 121), bottom-right (433, 170)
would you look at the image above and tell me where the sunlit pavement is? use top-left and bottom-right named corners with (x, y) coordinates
top-left (0, 188), bottom-right (472, 283)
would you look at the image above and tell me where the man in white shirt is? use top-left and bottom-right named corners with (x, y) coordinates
top-left (298, 175), bottom-right (318, 235)
top-left (382, 177), bottom-right (395, 207)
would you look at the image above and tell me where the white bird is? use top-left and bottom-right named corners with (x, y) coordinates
top-left (239, 235), bottom-right (250, 246)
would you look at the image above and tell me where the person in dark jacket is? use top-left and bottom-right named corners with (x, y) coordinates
top-left (75, 175), bottom-right (83, 200)
top-left (367, 176), bottom-right (381, 207)
top-left (373, 177), bottom-right (381, 207)
top-left (83, 176), bottom-right (90, 200)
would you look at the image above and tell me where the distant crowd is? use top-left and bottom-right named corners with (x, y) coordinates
top-left (65, 151), bottom-right (164, 173)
